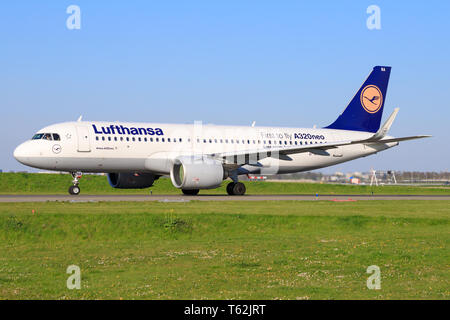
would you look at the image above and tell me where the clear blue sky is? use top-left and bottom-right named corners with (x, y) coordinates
top-left (1, 1), bottom-right (449, 173)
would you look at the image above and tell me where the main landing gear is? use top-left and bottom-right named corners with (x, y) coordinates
top-left (226, 181), bottom-right (246, 196)
top-left (182, 189), bottom-right (199, 195)
top-left (68, 172), bottom-right (82, 195)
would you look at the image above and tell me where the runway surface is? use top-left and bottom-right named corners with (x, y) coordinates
top-left (0, 194), bottom-right (449, 202)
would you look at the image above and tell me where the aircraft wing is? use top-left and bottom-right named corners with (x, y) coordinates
top-left (365, 135), bottom-right (432, 144)
top-left (210, 135), bottom-right (431, 165)
top-left (211, 140), bottom-right (353, 165)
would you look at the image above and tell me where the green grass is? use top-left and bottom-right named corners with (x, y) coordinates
top-left (0, 200), bottom-right (448, 299)
top-left (1, 172), bottom-right (449, 195)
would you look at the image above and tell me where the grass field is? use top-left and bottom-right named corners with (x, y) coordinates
top-left (0, 200), bottom-right (448, 299)
top-left (0, 172), bottom-right (449, 195)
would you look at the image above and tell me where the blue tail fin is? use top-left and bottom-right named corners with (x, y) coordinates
top-left (325, 66), bottom-right (391, 133)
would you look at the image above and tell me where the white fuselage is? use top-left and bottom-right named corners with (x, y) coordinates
top-left (13, 121), bottom-right (398, 175)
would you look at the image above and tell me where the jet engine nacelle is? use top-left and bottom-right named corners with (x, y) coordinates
top-left (170, 156), bottom-right (225, 190)
top-left (107, 172), bottom-right (158, 189)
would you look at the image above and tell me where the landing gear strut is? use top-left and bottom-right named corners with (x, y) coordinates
top-left (68, 172), bottom-right (82, 195)
top-left (226, 182), bottom-right (246, 196)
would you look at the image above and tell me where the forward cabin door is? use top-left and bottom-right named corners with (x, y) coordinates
top-left (76, 126), bottom-right (91, 152)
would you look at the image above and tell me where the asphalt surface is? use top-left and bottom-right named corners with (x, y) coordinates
top-left (0, 194), bottom-right (449, 202)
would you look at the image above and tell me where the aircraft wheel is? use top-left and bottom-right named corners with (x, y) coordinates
top-left (69, 185), bottom-right (81, 195)
top-left (226, 182), bottom-right (236, 195)
top-left (182, 189), bottom-right (199, 196)
top-left (232, 182), bottom-right (246, 196)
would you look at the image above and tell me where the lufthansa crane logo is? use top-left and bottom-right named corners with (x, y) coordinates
top-left (360, 85), bottom-right (383, 113)
top-left (52, 144), bottom-right (62, 154)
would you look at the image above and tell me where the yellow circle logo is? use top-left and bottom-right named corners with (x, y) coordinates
top-left (360, 85), bottom-right (383, 113)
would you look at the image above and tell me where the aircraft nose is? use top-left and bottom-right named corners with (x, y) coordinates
top-left (13, 142), bottom-right (33, 164)
top-left (14, 143), bottom-right (27, 162)
top-left (13, 141), bottom-right (55, 170)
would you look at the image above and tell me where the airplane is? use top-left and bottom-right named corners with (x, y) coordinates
top-left (13, 66), bottom-right (430, 196)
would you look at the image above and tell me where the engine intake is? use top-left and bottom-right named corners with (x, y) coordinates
top-left (107, 173), bottom-right (158, 189)
top-left (170, 156), bottom-right (224, 190)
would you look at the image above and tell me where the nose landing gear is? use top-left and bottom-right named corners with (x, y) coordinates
top-left (68, 172), bottom-right (82, 195)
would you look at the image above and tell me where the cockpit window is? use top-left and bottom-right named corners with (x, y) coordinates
top-left (32, 133), bottom-right (59, 141)
top-left (32, 133), bottom-right (44, 140)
